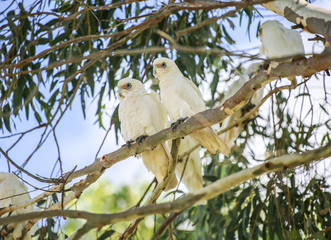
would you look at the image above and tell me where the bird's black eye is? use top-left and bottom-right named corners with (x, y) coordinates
top-left (126, 83), bottom-right (132, 89)
top-left (161, 62), bottom-right (167, 68)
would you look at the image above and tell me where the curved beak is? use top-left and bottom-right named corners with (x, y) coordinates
top-left (118, 88), bottom-right (124, 100)
top-left (153, 65), bottom-right (159, 78)
top-left (257, 28), bottom-right (262, 37)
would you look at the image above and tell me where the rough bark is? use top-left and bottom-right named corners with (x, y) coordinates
top-left (262, 0), bottom-right (331, 48)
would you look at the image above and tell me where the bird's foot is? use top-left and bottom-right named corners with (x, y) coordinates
top-left (171, 117), bottom-right (188, 131)
top-left (122, 139), bottom-right (134, 148)
top-left (136, 135), bottom-right (148, 145)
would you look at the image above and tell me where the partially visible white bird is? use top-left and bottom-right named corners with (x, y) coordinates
top-left (117, 78), bottom-right (178, 191)
top-left (153, 57), bottom-right (231, 156)
top-left (219, 63), bottom-right (265, 148)
top-left (259, 20), bottom-right (305, 87)
top-left (0, 172), bottom-right (36, 240)
top-left (176, 136), bottom-right (203, 192)
top-left (259, 20), bottom-right (305, 60)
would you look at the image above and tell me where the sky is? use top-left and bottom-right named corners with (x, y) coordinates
top-left (0, 0), bottom-right (330, 201)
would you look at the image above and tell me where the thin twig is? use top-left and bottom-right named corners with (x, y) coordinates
top-left (0, 148), bottom-right (54, 184)
top-left (152, 210), bottom-right (184, 240)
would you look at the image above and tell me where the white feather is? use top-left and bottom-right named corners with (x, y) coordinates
top-left (259, 20), bottom-right (305, 60)
top-left (153, 57), bottom-right (231, 156)
top-left (0, 173), bottom-right (36, 240)
top-left (176, 136), bottom-right (203, 192)
top-left (118, 78), bottom-right (178, 190)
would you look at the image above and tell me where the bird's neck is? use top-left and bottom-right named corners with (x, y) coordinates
top-left (159, 71), bottom-right (182, 86)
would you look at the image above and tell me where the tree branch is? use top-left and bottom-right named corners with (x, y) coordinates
top-left (52, 53), bottom-right (331, 204)
top-left (101, 54), bottom-right (331, 167)
top-left (119, 138), bottom-right (181, 240)
top-left (1, 143), bottom-right (330, 229)
top-left (0, 185), bottom-right (61, 217)
top-left (262, 0), bottom-right (331, 48)
top-left (152, 210), bottom-right (184, 240)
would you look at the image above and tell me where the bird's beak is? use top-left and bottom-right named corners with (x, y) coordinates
top-left (257, 28), bottom-right (262, 37)
top-left (153, 64), bottom-right (162, 77)
top-left (153, 66), bottom-right (157, 78)
top-left (118, 88), bottom-right (124, 100)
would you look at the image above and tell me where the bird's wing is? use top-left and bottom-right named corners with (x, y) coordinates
top-left (184, 77), bottom-right (203, 98)
top-left (150, 91), bottom-right (169, 129)
top-left (190, 127), bottom-right (230, 156)
top-left (282, 28), bottom-right (305, 57)
top-left (180, 77), bottom-right (206, 113)
top-left (260, 25), bottom-right (286, 59)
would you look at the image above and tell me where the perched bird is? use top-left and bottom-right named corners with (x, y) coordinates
top-left (219, 63), bottom-right (264, 148)
top-left (117, 78), bottom-right (178, 191)
top-left (0, 172), bottom-right (36, 240)
top-left (259, 20), bottom-right (305, 87)
top-left (176, 136), bottom-right (203, 192)
top-left (153, 57), bottom-right (230, 156)
top-left (259, 20), bottom-right (305, 60)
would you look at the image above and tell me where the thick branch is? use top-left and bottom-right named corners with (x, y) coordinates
top-left (262, 0), bottom-right (331, 46)
top-left (101, 54), bottom-right (331, 167)
top-left (57, 53), bottom-right (331, 185)
top-left (1, 143), bottom-right (330, 227)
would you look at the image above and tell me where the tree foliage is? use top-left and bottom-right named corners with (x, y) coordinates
top-left (0, 0), bottom-right (330, 239)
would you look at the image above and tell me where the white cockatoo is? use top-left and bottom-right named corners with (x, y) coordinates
top-left (117, 78), bottom-right (178, 191)
top-left (0, 172), bottom-right (36, 240)
top-left (259, 20), bottom-right (305, 87)
top-left (153, 57), bottom-right (230, 156)
top-left (176, 137), bottom-right (203, 192)
top-left (259, 20), bottom-right (305, 60)
top-left (219, 63), bottom-right (264, 148)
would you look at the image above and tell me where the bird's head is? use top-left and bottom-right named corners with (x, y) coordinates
top-left (258, 20), bottom-right (283, 37)
top-left (117, 78), bottom-right (145, 100)
top-left (153, 57), bottom-right (180, 80)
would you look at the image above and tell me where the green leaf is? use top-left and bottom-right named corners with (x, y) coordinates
top-left (34, 112), bottom-right (42, 124)
top-left (222, 25), bottom-right (235, 44)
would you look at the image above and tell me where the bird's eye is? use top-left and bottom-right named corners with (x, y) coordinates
top-left (126, 83), bottom-right (132, 89)
top-left (161, 62), bottom-right (167, 68)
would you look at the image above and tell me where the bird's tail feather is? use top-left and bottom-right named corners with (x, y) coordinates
top-left (191, 128), bottom-right (230, 156)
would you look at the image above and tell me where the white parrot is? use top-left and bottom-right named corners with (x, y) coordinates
top-left (117, 78), bottom-right (178, 191)
top-left (176, 137), bottom-right (203, 192)
top-left (219, 63), bottom-right (265, 148)
top-left (153, 57), bottom-right (230, 156)
top-left (0, 172), bottom-right (36, 240)
top-left (259, 20), bottom-right (305, 87)
top-left (259, 20), bottom-right (305, 60)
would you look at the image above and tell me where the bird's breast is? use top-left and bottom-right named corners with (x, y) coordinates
top-left (159, 82), bottom-right (182, 121)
